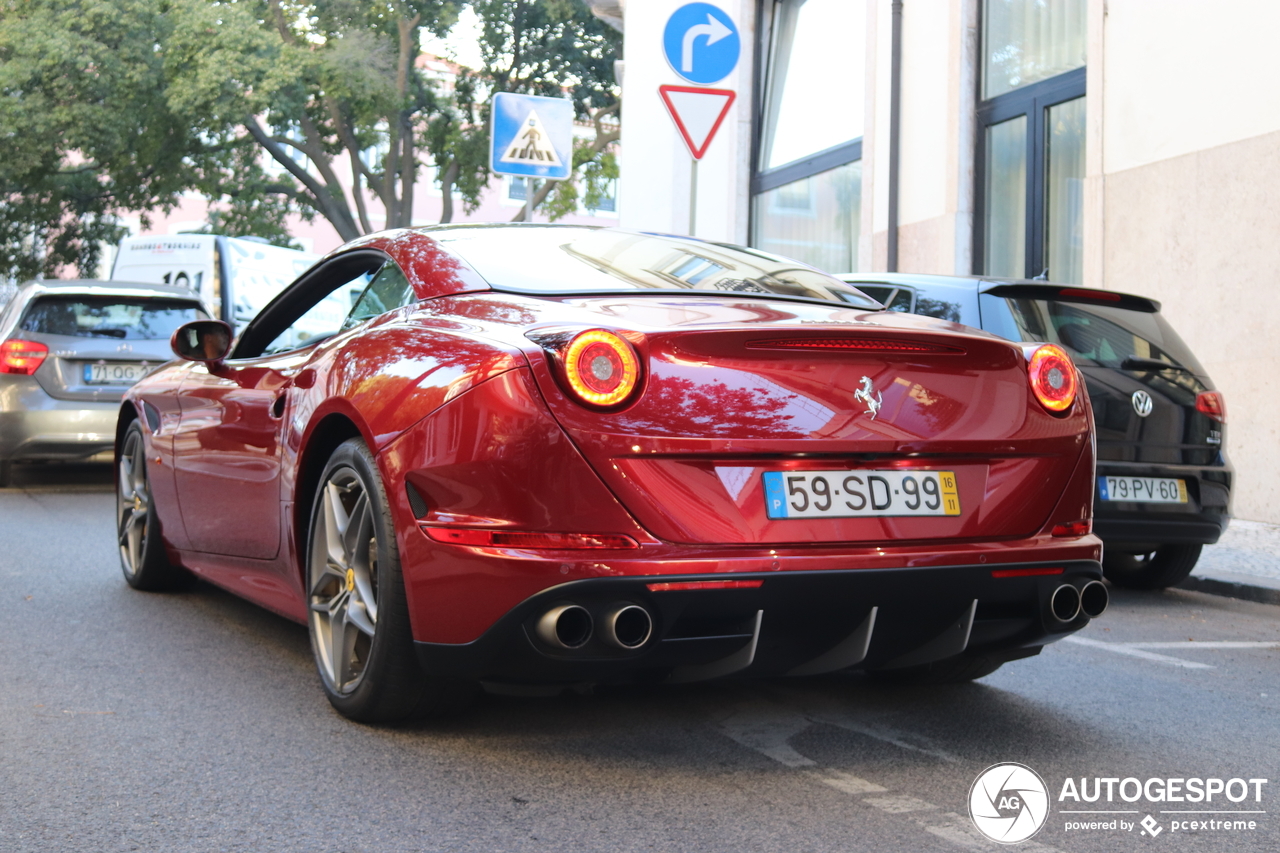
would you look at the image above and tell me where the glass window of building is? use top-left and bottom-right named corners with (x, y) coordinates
top-left (983, 0), bottom-right (1086, 99)
top-left (977, 0), bottom-right (1086, 283)
top-left (752, 0), bottom-right (865, 273)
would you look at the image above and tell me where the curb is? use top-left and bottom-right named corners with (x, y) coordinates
top-left (1177, 574), bottom-right (1280, 607)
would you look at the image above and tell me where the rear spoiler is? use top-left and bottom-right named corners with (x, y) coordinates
top-left (980, 282), bottom-right (1160, 313)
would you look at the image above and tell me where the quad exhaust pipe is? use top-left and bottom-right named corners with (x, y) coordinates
top-left (602, 604), bottom-right (653, 649)
top-left (1050, 583), bottom-right (1082, 623)
top-left (1049, 580), bottom-right (1110, 623)
top-left (536, 602), bottom-right (654, 650)
top-left (1080, 580), bottom-right (1109, 619)
top-left (536, 604), bottom-right (593, 649)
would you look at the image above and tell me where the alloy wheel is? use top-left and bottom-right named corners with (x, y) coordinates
top-left (308, 468), bottom-right (381, 695)
top-left (117, 429), bottom-right (151, 577)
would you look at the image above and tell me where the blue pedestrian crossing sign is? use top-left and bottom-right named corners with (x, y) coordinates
top-left (490, 92), bottom-right (574, 180)
top-left (663, 3), bottom-right (740, 85)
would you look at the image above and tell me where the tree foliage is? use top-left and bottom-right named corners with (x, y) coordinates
top-left (0, 0), bottom-right (200, 280)
top-left (466, 0), bottom-right (621, 221)
top-left (0, 0), bottom-right (622, 279)
top-left (165, 0), bottom-right (465, 241)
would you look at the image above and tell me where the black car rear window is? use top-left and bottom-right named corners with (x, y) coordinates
top-left (20, 296), bottom-right (207, 340)
top-left (428, 226), bottom-right (881, 309)
top-left (979, 294), bottom-right (1207, 375)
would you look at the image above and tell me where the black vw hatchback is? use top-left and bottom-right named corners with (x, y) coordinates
top-left (839, 273), bottom-right (1231, 590)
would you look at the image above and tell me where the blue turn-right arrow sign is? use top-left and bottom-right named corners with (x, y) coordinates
top-left (663, 3), bottom-right (740, 85)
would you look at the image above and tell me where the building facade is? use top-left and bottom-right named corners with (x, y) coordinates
top-left (618, 0), bottom-right (1280, 524)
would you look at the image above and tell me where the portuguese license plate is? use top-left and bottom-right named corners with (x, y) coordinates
top-left (84, 362), bottom-right (151, 385)
top-left (1098, 476), bottom-right (1188, 504)
top-left (763, 470), bottom-right (961, 519)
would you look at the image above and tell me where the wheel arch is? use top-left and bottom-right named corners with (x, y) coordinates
top-left (114, 399), bottom-right (143, 456)
top-left (291, 411), bottom-right (368, 581)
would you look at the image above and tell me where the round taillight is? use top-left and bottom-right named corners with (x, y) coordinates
top-left (1027, 343), bottom-right (1078, 412)
top-left (563, 330), bottom-right (640, 408)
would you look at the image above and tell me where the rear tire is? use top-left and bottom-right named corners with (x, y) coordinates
top-left (1103, 544), bottom-right (1202, 590)
top-left (305, 438), bottom-right (475, 723)
top-left (117, 421), bottom-right (184, 590)
top-left (867, 654), bottom-right (1004, 685)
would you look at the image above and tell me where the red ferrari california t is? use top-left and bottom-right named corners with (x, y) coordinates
top-left (115, 225), bottom-right (1106, 722)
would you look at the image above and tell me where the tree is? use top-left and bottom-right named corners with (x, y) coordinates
top-left (465, 0), bottom-right (621, 222)
top-left (165, 0), bottom-right (465, 242)
top-left (0, 0), bottom-right (202, 280)
top-left (0, 0), bottom-right (623, 279)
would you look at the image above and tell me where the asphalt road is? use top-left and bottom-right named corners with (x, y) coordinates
top-left (2, 463), bottom-right (1278, 852)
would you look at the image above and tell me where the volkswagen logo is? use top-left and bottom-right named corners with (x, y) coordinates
top-left (1131, 390), bottom-right (1154, 418)
top-left (969, 762), bottom-right (1050, 843)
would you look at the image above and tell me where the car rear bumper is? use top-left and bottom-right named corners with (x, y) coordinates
top-left (0, 391), bottom-right (119, 461)
top-left (1094, 517), bottom-right (1229, 548)
top-left (414, 560), bottom-right (1104, 686)
top-left (1094, 460), bottom-right (1232, 549)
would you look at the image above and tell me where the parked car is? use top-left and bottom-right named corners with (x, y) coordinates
top-left (839, 273), bottom-right (1230, 590)
top-left (117, 225), bottom-right (1106, 723)
top-left (0, 279), bottom-right (209, 485)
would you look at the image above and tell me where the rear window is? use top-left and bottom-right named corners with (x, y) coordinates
top-left (20, 296), bottom-right (207, 340)
top-left (978, 294), bottom-right (1206, 375)
top-left (429, 226), bottom-right (881, 309)
top-left (841, 280), bottom-right (975, 323)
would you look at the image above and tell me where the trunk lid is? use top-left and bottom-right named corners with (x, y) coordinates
top-left (521, 295), bottom-right (1089, 546)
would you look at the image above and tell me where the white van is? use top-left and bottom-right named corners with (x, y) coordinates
top-left (110, 235), bottom-right (319, 332)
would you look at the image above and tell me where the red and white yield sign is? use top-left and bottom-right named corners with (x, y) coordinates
top-left (658, 85), bottom-right (736, 160)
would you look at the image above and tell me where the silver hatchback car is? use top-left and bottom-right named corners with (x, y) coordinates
top-left (0, 279), bottom-right (208, 485)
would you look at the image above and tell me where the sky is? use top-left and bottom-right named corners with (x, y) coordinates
top-left (420, 7), bottom-right (485, 69)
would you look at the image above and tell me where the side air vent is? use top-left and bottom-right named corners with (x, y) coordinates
top-left (746, 337), bottom-right (966, 355)
top-left (405, 482), bottom-right (430, 518)
top-left (142, 401), bottom-right (161, 433)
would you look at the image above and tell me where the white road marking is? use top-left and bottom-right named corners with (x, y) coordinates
top-left (714, 700), bottom-right (816, 767)
top-left (924, 813), bottom-right (1060, 852)
top-left (925, 815), bottom-right (991, 850)
top-left (864, 794), bottom-right (937, 813)
top-left (712, 694), bottom-right (1066, 852)
top-left (772, 687), bottom-right (964, 764)
top-left (802, 768), bottom-right (887, 795)
top-left (812, 710), bottom-right (965, 765)
top-left (1062, 636), bottom-right (1215, 668)
top-left (1125, 641), bottom-right (1280, 649)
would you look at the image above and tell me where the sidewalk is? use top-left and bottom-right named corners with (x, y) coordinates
top-left (1178, 518), bottom-right (1280, 605)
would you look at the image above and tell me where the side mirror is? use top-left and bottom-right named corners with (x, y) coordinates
top-left (171, 320), bottom-right (233, 363)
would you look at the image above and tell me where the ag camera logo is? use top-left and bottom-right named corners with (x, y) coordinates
top-left (970, 763), bottom-right (1051, 843)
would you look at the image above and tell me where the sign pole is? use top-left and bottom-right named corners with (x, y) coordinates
top-left (689, 158), bottom-right (698, 236)
top-left (659, 4), bottom-right (741, 239)
top-left (658, 85), bottom-right (737, 233)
